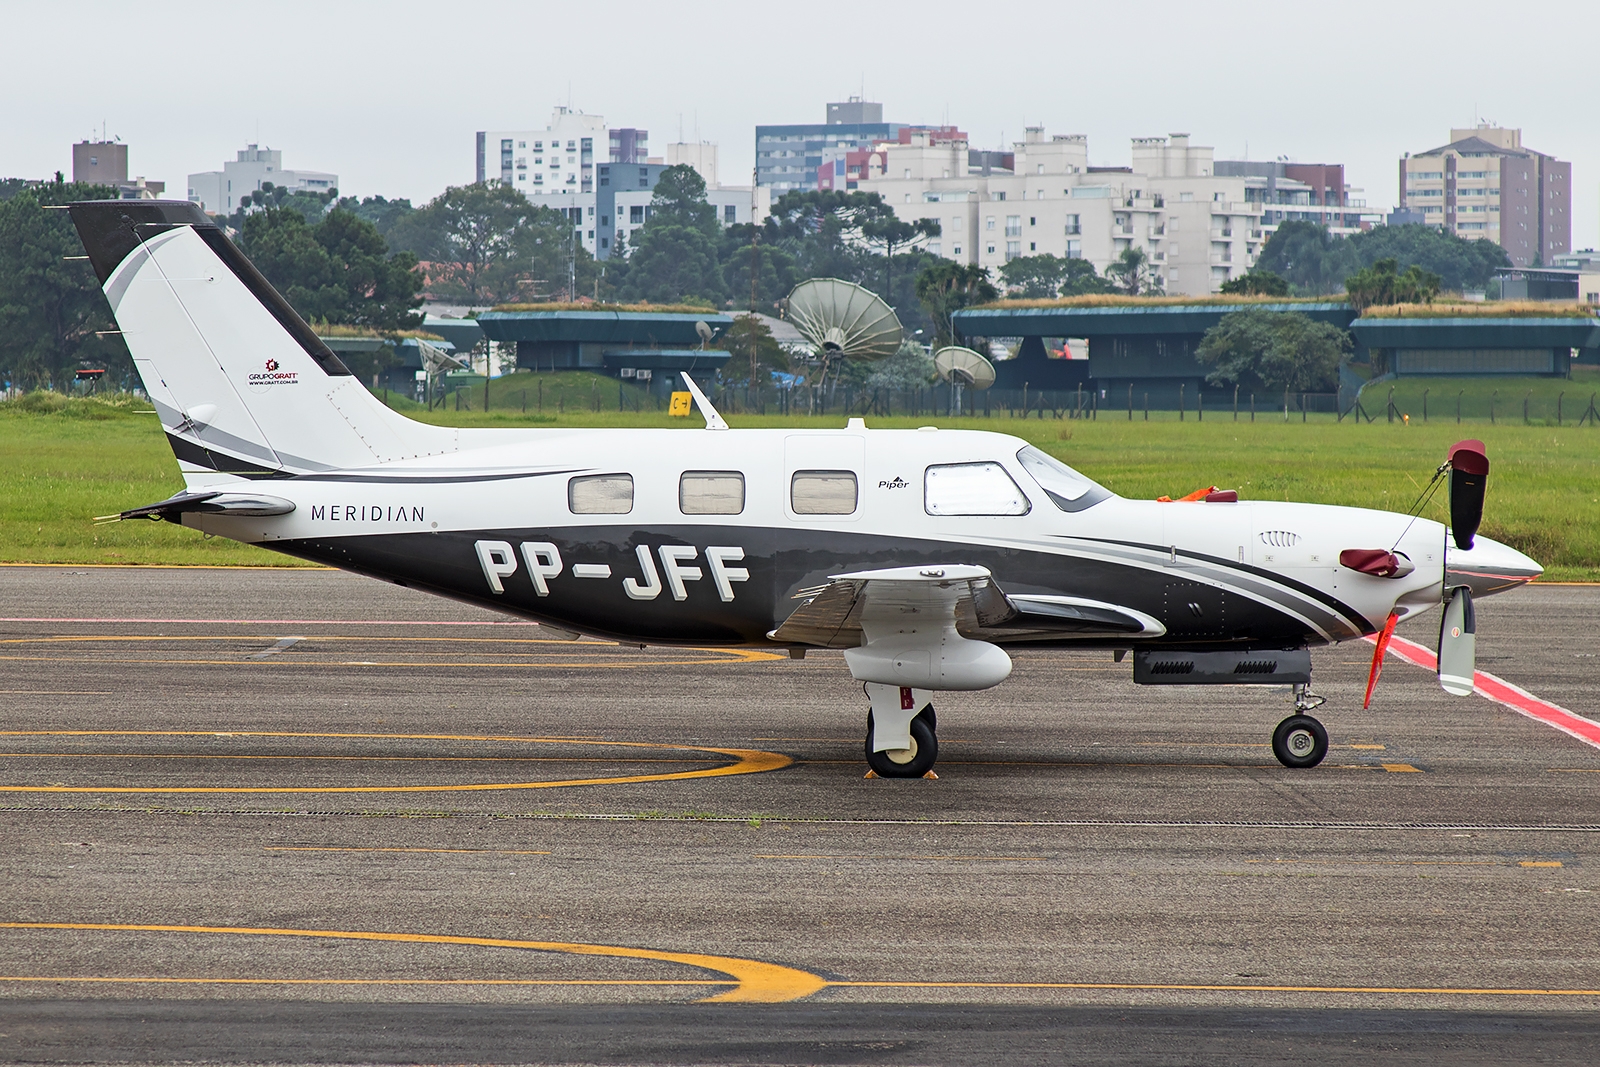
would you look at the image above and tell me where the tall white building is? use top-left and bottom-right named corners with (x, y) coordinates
top-left (854, 129), bottom-right (1269, 295)
top-left (186, 145), bottom-right (337, 216)
top-left (667, 141), bottom-right (718, 187)
top-left (478, 108), bottom-right (652, 197)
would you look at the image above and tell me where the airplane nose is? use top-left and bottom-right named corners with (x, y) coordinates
top-left (1446, 535), bottom-right (1543, 598)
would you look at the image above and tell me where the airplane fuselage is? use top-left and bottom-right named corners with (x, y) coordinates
top-left (181, 425), bottom-right (1516, 652)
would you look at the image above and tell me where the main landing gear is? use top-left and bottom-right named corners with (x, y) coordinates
top-left (1271, 683), bottom-right (1329, 769)
top-left (863, 684), bottom-right (939, 778)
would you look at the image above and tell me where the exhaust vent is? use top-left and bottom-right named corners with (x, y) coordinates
top-left (1135, 649), bottom-right (1311, 686)
top-left (1259, 530), bottom-right (1301, 547)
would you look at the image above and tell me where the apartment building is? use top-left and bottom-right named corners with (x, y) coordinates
top-left (1212, 160), bottom-right (1373, 235)
top-left (1399, 125), bottom-right (1570, 267)
top-left (756, 98), bottom-right (903, 193)
top-left (72, 140), bottom-right (165, 199)
top-left (186, 145), bottom-right (335, 215)
top-left (530, 163), bottom-right (768, 262)
top-left (477, 108), bottom-right (649, 196)
top-left (854, 129), bottom-right (1266, 295)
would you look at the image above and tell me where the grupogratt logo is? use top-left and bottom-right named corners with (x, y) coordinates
top-left (249, 356), bottom-right (298, 388)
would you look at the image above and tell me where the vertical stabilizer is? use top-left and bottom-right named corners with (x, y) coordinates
top-left (69, 200), bottom-right (457, 484)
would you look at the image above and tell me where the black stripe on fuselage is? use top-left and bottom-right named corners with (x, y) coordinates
top-left (259, 526), bottom-right (1336, 650)
top-left (166, 433), bottom-right (292, 478)
top-left (1065, 536), bottom-right (1375, 638)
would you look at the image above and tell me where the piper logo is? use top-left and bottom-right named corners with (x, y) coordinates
top-left (878, 476), bottom-right (909, 490)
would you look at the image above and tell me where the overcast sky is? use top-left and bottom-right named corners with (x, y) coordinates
top-left (6, 0), bottom-right (1596, 246)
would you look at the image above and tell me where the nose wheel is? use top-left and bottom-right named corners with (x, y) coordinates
top-left (1272, 714), bottom-right (1328, 768)
top-left (865, 708), bottom-right (938, 778)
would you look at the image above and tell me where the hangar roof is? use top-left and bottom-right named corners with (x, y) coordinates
top-left (478, 309), bottom-right (733, 346)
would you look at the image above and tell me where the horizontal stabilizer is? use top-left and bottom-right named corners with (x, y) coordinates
top-left (110, 490), bottom-right (296, 524)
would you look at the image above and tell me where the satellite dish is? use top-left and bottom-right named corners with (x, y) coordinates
top-left (932, 345), bottom-right (995, 418)
top-left (783, 279), bottom-right (902, 362)
top-left (695, 320), bottom-right (714, 346)
top-left (933, 346), bottom-right (996, 390)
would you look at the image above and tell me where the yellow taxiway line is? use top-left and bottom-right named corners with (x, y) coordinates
top-left (0, 731), bottom-right (791, 794)
top-left (0, 923), bottom-right (824, 1004)
top-left (5, 922), bottom-right (1600, 1003)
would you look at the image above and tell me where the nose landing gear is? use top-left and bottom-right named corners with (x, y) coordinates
top-left (1272, 683), bottom-right (1329, 768)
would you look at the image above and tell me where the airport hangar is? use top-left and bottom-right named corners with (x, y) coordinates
top-left (951, 302), bottom-right (1600, 412)
top-left (477, 307), bottom-right (733, 399)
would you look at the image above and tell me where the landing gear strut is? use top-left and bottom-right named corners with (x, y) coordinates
top-left (865, 706), bottom-right (938, 778)
top-left (1272, 683), bottom-right (1328, 768)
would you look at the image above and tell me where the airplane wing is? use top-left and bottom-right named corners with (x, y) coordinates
top-left (769, 565), bottom-right (1163, 649)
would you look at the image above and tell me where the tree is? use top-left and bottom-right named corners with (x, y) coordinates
top-left (335, 195), bottom-right (415, 243)
top-left (1196, 309), bottom-right (1349, 393)
top-left (237, 207), bottom-right (423, 331)
top-left (615, 167), bottom-right (725, 304)
top-left (391, 182), bottom-right (593, 305)
top-left (718, 224), bottom-right (797, 310)
top-left (998, 254), bottom-right (1069, 298)
top-left (1058, 257), bottom-right (1117, 297)
top-left (721, 313), bottom-right (790, 388)
top-left (914, 261), bottom-right (998, 347)
top-left (1219, 270), bottom-right (1289, 296)
top-left (865, 338), bottom-right (935, 390)
top-left (860, 212), bottom-right (940, 298)
top-left (1255, 219), bottom-right (1510, 295)
top-left (1344, 257), bottom-right (1442, 310)
top-left (226, 181), bottom-right (338, 229)
top-left (0, 178), bottom-right (131, 390)
top-left (1104, 246), bottom-right (1161, 295)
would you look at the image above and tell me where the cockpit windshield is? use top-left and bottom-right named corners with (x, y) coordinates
top-left (1016, 445), bottom-right (1112, 512)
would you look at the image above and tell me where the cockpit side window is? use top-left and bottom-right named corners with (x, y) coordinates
top-left (924, 462), bottom-right (1030, 516)
top-left (1016, 446), bottom-right (1111, 512)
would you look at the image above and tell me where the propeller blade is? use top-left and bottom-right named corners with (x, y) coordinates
top-left (1447, 440), bottom-right (1489, 551)
top-left (1363, 611), bottom-right (1401, 709)
top-left (1438, 587), bottom-right (1477, 696)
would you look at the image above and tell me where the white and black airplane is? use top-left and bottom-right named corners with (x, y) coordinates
top-left (71, 201), bottom-right (1543, 778)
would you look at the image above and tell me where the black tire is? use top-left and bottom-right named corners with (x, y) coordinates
top-left (865, 711), bottom-right (939, 778)
top-left (917, 704), bottom-right (936, 732)
top-left (1272, 714), bottom-right (1328, 769)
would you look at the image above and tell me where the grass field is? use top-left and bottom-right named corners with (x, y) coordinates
top-left (3, 383), bottom-right (1596, 579)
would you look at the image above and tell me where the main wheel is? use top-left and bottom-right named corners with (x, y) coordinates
top-left (1272, 714), bottom-right (1328, 769)
top-left (865, 710), bottom-right (938, 778)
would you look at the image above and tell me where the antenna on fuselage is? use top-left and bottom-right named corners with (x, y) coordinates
top-left (678, 371), bottom-right (728, 431)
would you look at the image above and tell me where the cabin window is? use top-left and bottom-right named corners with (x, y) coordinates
top-left (568, 473), bottom-right (634, 515)
top-left (790, 470), bottom-right (858, 515)
top-left (680, 471), bottom-right (745, 515)
top-left (1015, 445), bottom-right (1110, 512)
top-left (924, 462), bottom-right (1030, 516)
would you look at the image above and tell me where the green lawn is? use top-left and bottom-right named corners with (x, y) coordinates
top-left (1354, 365), bottom-right (1600, 424)
top-left (3, 385), bottom-right (1596, 580)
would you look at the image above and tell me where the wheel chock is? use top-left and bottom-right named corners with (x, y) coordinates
top-left (922, 771), bottom-right (939, 780)
top-left (863, 770), bottom-right (879, 779)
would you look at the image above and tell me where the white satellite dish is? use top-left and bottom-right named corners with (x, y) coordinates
top-left (933, 346), bottom-right (996, 390)
top-left (695, 320), bottom-right (714, 347)
top-left (783, 278), bottom-right (902, 363)
top-left (933, 345), bottom-right (996, 417)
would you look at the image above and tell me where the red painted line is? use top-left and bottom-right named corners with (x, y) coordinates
top-left (1378, 634), bottom-right (1600, 752)
top-left (0, 618), bottom-right (537, 627)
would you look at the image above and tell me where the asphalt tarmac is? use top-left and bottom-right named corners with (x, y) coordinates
top-left (2, 565), bottom-right (1598, 1065)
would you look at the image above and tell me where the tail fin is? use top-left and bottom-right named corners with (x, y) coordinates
top-left (70, 200), bottom-right (457, 485)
